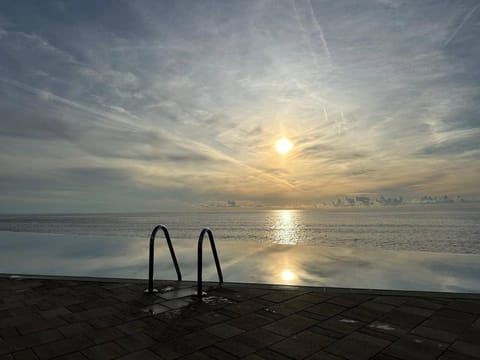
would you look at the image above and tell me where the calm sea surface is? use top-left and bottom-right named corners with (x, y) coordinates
top-left (1, 206), bottom-right (479, 292)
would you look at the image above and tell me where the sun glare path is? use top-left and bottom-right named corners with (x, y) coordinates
top-left (275, 138), bottom-right (293, 154)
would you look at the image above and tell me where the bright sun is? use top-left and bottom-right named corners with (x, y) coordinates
top-left (275, 138), bottom-right (293, 154)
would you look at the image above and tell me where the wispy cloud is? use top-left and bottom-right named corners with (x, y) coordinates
top-left (0, 0), bottom-right (479, 211)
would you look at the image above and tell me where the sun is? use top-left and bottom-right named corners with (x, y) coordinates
top-left (281, 270), bottom-right (295, 281)
top-left (275, 138), bottom-right (293, 154)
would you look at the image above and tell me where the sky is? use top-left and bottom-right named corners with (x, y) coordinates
top-left (0, 0), bottom-right (479, 212)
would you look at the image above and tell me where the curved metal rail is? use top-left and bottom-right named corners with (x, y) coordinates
top-left (197, 228), bottom-right (223, 298)
top-left (145, 224), bottom-right (182, 294)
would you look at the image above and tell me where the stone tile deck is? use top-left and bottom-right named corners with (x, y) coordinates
top-left (1, 275), bottom-right (479, 360)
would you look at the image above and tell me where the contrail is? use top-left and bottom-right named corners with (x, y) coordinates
top-left (0, 77), bottom-right (297, 190)
top-left (306, 0), bottom-right (332, 63)
top-left (0, 77), bottom-right (139, 132)
top-left (444, 3), bottom-right (480, 47)
top-left (291, 0), bottom-right (333, 68)
top-left (291, 0), bottom-right (320, 69)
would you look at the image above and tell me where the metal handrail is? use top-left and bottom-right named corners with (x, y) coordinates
top-left (145, 224), bottom-right (182, 294)
top-left (197, 228), bottom-right (223, 298)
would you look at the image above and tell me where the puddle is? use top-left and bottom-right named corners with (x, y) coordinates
top-left (264, 307), bottom-right (278, 314)
top-left (339, 318), bottom-right (357, 323)
top-left (369, 322), bottom-right (396, 331)
top-left (141, 303), bottom-right (169, 315)
top-left (201, 296), bottom-right (234, 305)
top-left (159, 286), bottom-right (176, 293)
top-left (157, 309), bottom-right (182, 320)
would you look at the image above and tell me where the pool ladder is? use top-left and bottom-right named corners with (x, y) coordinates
top-left (145, 225), bottom-right (223, 298)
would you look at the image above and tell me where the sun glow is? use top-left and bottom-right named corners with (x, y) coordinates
top-left (275, 138), bottom-right (293, 154)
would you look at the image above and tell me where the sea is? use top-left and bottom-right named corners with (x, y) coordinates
top-left (1, 205), bottom-right (479, 293)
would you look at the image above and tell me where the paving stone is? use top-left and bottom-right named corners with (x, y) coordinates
top-left (406, 299), bottom-right (443, 310)
top-left (368, 320), bottom-right (407, 337)
top-left (411, 325), bottom-right (457, 343)
top-left (473, 318), bottom-right (480, 329)
top-left (241, 355), bottom-right (264, 360)
top-left (86, 327), bottom-right (124, 344)
top-left (88, 315), bottom-right (124, 329)
top-left (379, 309), bottom-right (426, 330)
top-left (236, 328), bottom-right (282, 351)
top-left (317, 315), bottom-right (365, 335)
top-left (223, 287), bottom-right (271, 300)
top-left (39, 307), bottom-right (72, 319)
top-left (179, 330), bottom-right (221, 353)
top-left (116, 349), bottom-right (162, 360)
top-left (359, 326), bottom-right (399, 343)
top-left (53, 353), bottom-right (88, 360)
top-left (270, 330), bottom-right (333, 359)
top-left (162, 299), bottom-right (192, 310)
top-left (383, 334), bottom-right (448, 360)
top-left (115, 333), bottom-right (156, 352)
top-left (266, 298), bottom-right (313, 316)
top-left (200, 346), bottom-right (237, 360)
top-left (225, 300), bottom-right (266, 315)
top-left (261, 291), bottom-right (303, 303)
top-left (450, 341), bottom-right (480, 359)
top-left (326, 331), bottom-right (390, 360)
top-left (296, 293), bottom-right (331, 304)
top-left (217, 329), bottom-right (281, 357)
top-left (3, 329), bottom-right (64, 351)
top-left (226, 313), bottom-right (273, 331)
top-left (195, 311), bottom-right (231, 325)
top-left (373, 296), bottom-right (409, 306)
top-left (12, 349), bottom-right (38, 360)
top-left (372, 353), bottom-right (403, 360)
top-left (0, 339), bottom-right (14, 356)
top-left (81, 341), bottom-right (128, 360)
top-left (256, 348), bottom-right (292, 360)
top-left (156, 287), bottom-right (197, 300)
top-left (341, 303), bottom-right (388, 323)
top-left (58, 323), bottom-right (95, 338)
top-left (258, 306), bottom-right (286, 321)
top-left (263, 314), bottom-right (318, 337)
top-left (458, 326), bottom-right (480, 344)
top-left (115, 319), bottom-right (148, 335)
top-left (306, 351), bottom-right (344, 360)
top-left (328, 294), bottom-right (371, 308)
top-left (305, 303), bottom-right (347, 320)
top-left (205, 323), bottom-right (244, 339)
top-left (435, 308), bottom-right (477, 322)
top-left (0, 315), bottom-right (45, 332)
top-left (398, 305), bottom-right (435, 317)
top-left (439, 351), bottom-right (479, 360)
top-left (447, 300), bottom-right (480, 315)
top-left (33, 335), bottom-right (94, 360)
top-left (422, 315), bottom-right (473, 334)
top-left (309, 325), bottom-right (344, 340)
top-left (64, 307), bottom-right (117, 323)
top-left (1, 277), bottom-right (480, 360)
top-left (151, 330), bottom-right (220, 359)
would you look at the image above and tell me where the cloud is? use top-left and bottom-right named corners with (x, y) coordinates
top-left (0, 0), bottom-right (479, 211)
top-left (417, 130), bottom-right (480, 156)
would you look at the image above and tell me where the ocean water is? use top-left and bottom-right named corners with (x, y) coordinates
top-left (1, 205), bottom-right (479, 292)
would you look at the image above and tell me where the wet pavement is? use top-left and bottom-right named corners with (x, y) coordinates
top-left (0, 275), bottom-right (479, 360)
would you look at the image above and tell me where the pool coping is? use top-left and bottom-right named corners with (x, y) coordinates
top-left (1, 272), bottom-right (479, 299)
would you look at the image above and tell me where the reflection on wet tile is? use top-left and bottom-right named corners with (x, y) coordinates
top-left (141, 304), bottom-right (168, 315)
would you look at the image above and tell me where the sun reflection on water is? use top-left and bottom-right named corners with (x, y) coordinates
top-left (272, 210), bottom-right (300, 245)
